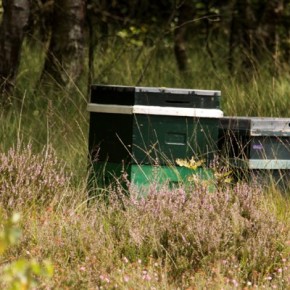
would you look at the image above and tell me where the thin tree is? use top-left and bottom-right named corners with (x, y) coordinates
top-left (41, 0), bottom-right (86, 87)
top-left (174, 2), bottom-right (193, 72)
top-left (0, 0), bottom-right (30, 103)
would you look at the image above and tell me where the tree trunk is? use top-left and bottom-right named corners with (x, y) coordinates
top-left (260, 0), bottom-right (284, 73)
top-left (228, 0), bottom-right (257, 78)
top-left (228, 0), bottom-right (284, 76)
top-left (0, 0), bottom-right (30, 102)
top-left (174, 2), bottom-right (193, 72)
top-left (228, 1), bottom-right (236, 74)
top-left (42, 0), bottom-right (86, 86)
top-left (237, 0), bottom-right (256, 73)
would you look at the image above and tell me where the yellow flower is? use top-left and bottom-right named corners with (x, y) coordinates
top-left (176, 157), bottom-right (205, 170)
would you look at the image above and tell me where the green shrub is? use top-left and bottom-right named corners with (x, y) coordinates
top-left (0, 213), bottom-right (53, 289)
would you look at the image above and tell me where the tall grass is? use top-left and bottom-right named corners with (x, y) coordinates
top-left (0, 38), bottom-right (289, 288)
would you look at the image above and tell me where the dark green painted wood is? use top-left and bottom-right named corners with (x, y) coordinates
top-left (88, 112), bottom-right (219, 165)
top-left (219, 117), bottom-right (290, 163)
top-left (88, 112), bottom-right (133, 163)
top-left (250, 136), bottom-right (290, 160)
top-left (132, 115), bottom-right (219, 165)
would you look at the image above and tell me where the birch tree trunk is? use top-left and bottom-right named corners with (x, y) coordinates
top-left (0, 0), bottom-right (30, 101)
top-left (42, 0), bottom-right (86, 86)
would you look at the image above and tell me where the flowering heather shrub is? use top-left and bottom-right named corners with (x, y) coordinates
top-left (0, 144), bottom-right (70, 209)
top-left (21, 180), bottom-right (289, 288)
top-left (93, 257), bottom-right (173, 289)
top-left (99, 181), bottom-right (287, 284)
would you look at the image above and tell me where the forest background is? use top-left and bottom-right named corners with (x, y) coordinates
top-left (1, 1), bottom-right (290, 289)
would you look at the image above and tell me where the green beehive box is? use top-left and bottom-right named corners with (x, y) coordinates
top-left (218, 117), bottom-right (290, 186)
top-left (90, 162), bottom-right (214, 192)
top-left (88, 85), bottom-right (223, 189)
